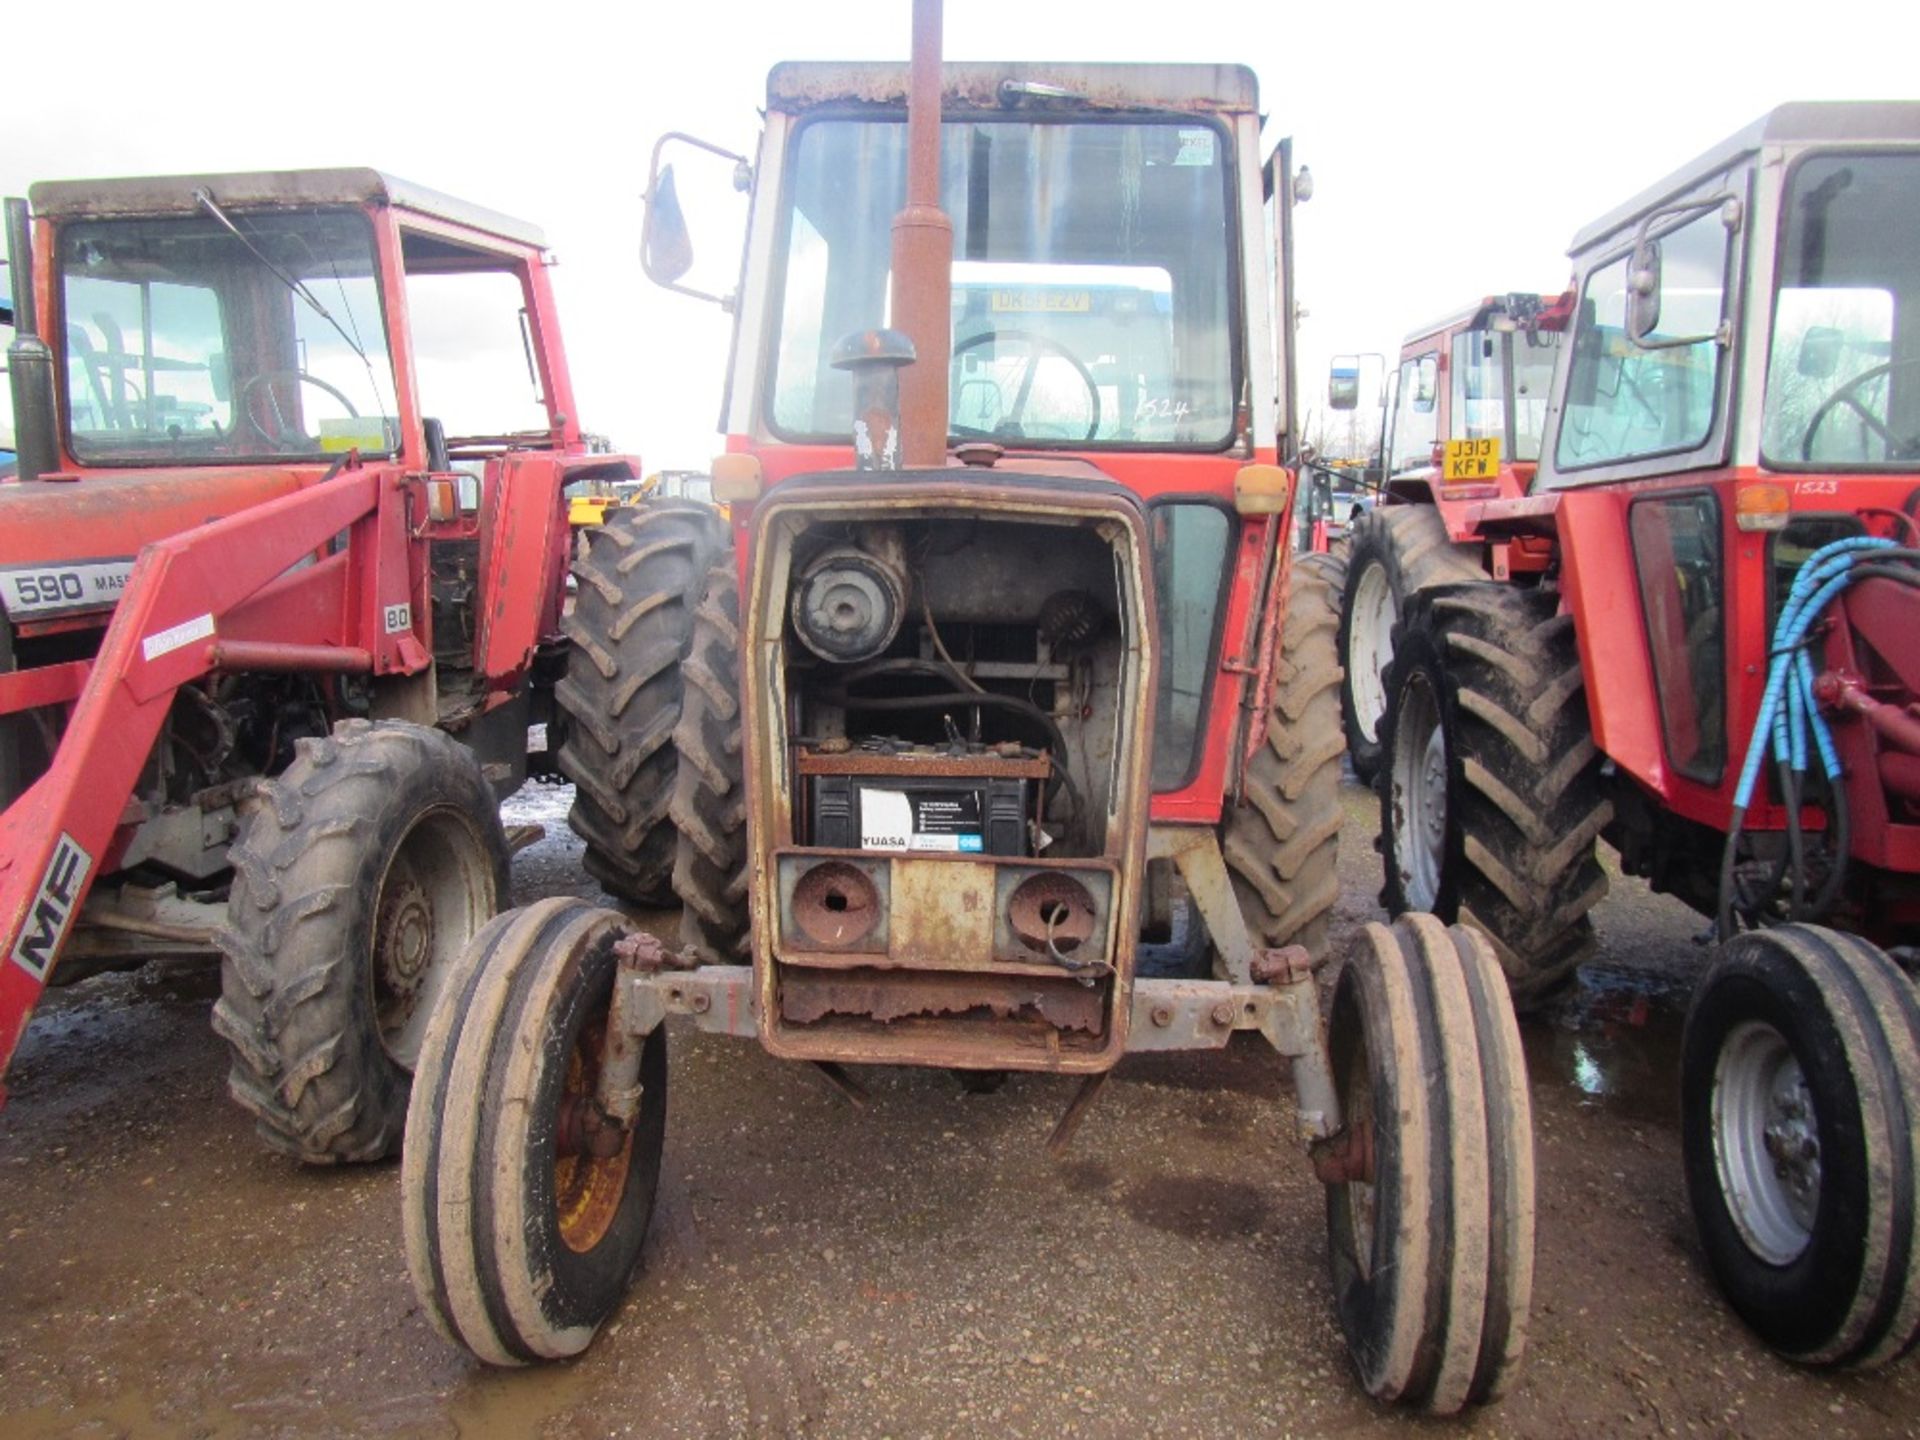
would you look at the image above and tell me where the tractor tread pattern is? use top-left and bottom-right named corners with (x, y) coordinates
top-left (1339, 505), bottom-right (1485, 781)
top-left (1380, 584), bottom-right (1611, 1008)
top-left (212, 720), bottom-right (503, 1164)
top-left (1220, 561), bottom-right (1346, 962)
top-left (670, 554), bottom-right (750, 961)
top-left (557, 502), bottom-right (730, 908)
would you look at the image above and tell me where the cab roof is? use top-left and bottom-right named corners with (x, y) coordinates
top-left (767, 61), bottom-right (1258, 116)
top-left (1569, 101), bottom-right (1920, 256)
top-left (27, 168), bottom-right (546, 250)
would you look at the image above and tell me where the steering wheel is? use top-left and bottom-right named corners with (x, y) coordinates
top-left (239, 369), bottom-right (360, 446)
top-left (950, 328), bottom-right (1102, 442)
top-left (1801, 358), bottom-right (1920, 462)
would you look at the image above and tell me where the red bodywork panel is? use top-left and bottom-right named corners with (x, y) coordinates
top-left (0, 468), bottom-right (309, 574)
top-left (1548, 470), bottom-right (1920, 885)
top-left (728, 438), bottom-right (1287, 826)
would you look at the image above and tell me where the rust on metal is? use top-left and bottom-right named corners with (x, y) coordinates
top-left (1005, 872), bottom-right (1097, 957)
top-left (796, 748), bottom-right (1051, 779)
top-left (888, 858), bottom-right (995, 968)
top-left (791, 860), bottom-right (884, 949)
top-left (779, 967), bottom-right (1104, 1032)
top-left (1250, 944), bottom-right (1318, 986)
top-left (890, 0), bottom-right (954, 468)
top-left (1045, 1071), bottom-right (1110, 1156)
top-left (829, 328), bottom-right (915, 471)
top-left (813, 1060), bottom-right (871, 1108)
top-left (1310, 1120), bottom-right (1376, 1187)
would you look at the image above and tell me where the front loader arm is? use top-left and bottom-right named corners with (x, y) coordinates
top-left (0, 466), bottom-right (394, 1098)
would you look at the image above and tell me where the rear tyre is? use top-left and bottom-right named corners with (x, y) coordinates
top-left (402, 897), bottom-right (667, 1364)
top-left (670, 553), bottom-right (750, 963)
top-left (1337, 506), bottom-right (1483, 784)
top-left (557, 501), bottom-right (731, 908)
top-left (1220, 561), bottom-right (1346, 965)
top-left (1324, 914), bottom-right (1535, 1412)
top-left (1681, 925), bottom-right (1920, 1368)
top-left (213, 720), bottom-right (509, 1163)
top-left (1376, 585), bottom-right (1609, 1010)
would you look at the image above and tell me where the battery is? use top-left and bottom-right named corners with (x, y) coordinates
top-left (798, 745), bottom-right (1045, 857)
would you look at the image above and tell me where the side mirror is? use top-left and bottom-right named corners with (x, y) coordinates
top-left (1410, 359), bottom-right (1436, 414)
top-left (1626, 237), bottom-right (1663, 343)
top-left (1797, 325), bottom-right (1845, 380)
top-left (642, 165), bottom-right (694, 285)
top-left (1624, 193), bottom-right (1740, 352)
top-left (1328, 363), bottom-right (1359, 412)
top-left (642, 131), bottom-right (753, 312)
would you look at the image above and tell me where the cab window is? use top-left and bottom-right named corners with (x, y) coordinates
top-left (1149, 501), bottom-right (1234, 789)
top-left (1555, 206), bottom-right (1731, 473)
top-left (1387, 352), bottom-right (1438, 474)
top-left (1451, 330), bottom-right (1503, 443)
top-left (402, 260), bottom-right (549, 442)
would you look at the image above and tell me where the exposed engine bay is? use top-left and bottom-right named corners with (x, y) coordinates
top-left (754, 495), bottom-right (1152, 1067)
top-left (783, 514), bottom-right (1125, 862)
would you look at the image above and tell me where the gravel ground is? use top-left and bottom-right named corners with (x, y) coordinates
top-left (0, 777), bottom-right (1915, 1438)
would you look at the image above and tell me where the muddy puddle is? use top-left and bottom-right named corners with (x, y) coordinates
top-left (1524, 960), bottom-right (1696, 1126)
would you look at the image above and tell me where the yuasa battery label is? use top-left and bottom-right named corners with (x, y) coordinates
top-left (859, 789), bottom-right (986, 853)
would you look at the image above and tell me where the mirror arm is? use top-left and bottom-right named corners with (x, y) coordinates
top-left (1629, 317), bottom-right (1732, 353)
top-left (1623, 190), bottom-right (1741, 352)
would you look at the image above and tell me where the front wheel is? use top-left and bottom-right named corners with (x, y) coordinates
top-left (213, 719), bottom-right (509, 1163)
top-left (403, 898), bottom-right (667, 1364)
top-left (1681, 925), bottom-right (1920, 1368)
top-left (1376, 585), bottom-right (1610, 1010)
top-left (1322, 914), bottom-right (1535, 1413)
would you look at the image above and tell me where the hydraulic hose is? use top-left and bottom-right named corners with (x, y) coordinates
top-left (1718, 535), bottom-right (1919, 936)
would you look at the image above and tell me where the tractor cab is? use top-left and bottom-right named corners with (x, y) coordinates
top-left (3, 170), bottom-right (588, 632)
top-left (1375, 291), bottom-right (1569, 504)
top-left (1532, 103), bottom-right (1920, 864)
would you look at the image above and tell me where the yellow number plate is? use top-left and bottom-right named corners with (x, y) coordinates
top-left (1443, 437), bottom-right (1502, 482)
top-left (990, 289), bottom-right (1092, 314)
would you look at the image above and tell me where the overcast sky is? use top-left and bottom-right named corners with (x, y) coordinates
top-left (7, 0), bottom-right (1914, 470)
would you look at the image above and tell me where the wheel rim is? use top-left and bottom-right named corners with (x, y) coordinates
top-left (1712, 1019), bottom-right (1820, 1265)
top-left (1333, 1010), bottom-right (1379, 1280)
top-left (554, 1018), bottom-right (634, 1254)
top-left (1349, 561), bottom-right (1397, 745)
top-left (1389, 672), bottom-right (1447, 910)
top-left (371, 807), bottom-right (495, 1070)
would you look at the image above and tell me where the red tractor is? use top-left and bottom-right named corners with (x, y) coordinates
top-left (400, 3), bottom-right (1537, 1414)
top-left (1325, 292), bottom-right (1569, 784)
top-left (0, 170), bottom-right (650, 1163)
top-left (1371, 104), bottom-right (1920, 1366)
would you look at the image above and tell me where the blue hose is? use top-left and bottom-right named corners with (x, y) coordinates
top-left (1717, 534), bottom-right (1896, 936)
top-left (1732, 535), bottom-right (1895, 811)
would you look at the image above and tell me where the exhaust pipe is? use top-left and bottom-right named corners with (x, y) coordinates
top-left (888, 0), bottom-right (953, 468)
top-left (5, 197), bottom-right (58, 484)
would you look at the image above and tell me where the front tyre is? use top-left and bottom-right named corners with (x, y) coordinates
top-left (1682, 925), bottom-right (1920, 1368)
top-left (1323, 914), bottom-right (1535, 1412)
top-left (1376, 585), bottom-right (1610, 1009)
top-left (213, 720), bottom-right (509, 1163)
top-left (1337, 506), bottom-right (1483, 784)
top-left (1220, 560), bottom-right (1346, 965)
top-left (402, 898), bottom-right (667, 1364)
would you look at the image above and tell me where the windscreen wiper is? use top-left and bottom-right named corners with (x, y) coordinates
top-left (193, 188), bottom-right (372, 371)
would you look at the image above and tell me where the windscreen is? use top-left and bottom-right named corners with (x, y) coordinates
top-left (1763, 151), bottom-right (1920, 468)
top-left (59, 208), bottom-right (398, 464)
top-left (770, 117), bottom-right (1238, 449)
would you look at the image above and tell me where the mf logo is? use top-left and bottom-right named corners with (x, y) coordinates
top-left (9, 834), bottom-right (92, 981)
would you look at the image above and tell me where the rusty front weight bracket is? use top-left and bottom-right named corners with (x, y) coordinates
top-left (1309, 1118), bottom-right (1376, 1187)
